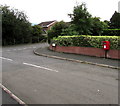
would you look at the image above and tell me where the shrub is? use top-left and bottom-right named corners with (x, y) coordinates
top-left (102, 29), bottom-right (120, 36)
top-left (47, 21), bottom-right (69, 44)
top-left (61, 24), bottom-right (79, 36)
top-left (32, 35), bottom-right (47, 43)
top-left (32, 25), bottom-right (47, 43)
top-left (52, 35), bottom-right (120, 50)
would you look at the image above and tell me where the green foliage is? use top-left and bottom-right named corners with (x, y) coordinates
top-left (69, 3), bottom-right (108, 36)
top-left (110, 11), bottom-right (120, 28)
top-left (102, 29), bottom-right (120, 36)
top-left (61, 24), bottom-right (79, 36)
top-left (1, 5), bottom-right (47, 45)
top-left (47, 21), bottom-right (69, 44)
top-left (52, 35), bottom-right (120, 50)
top-left (1, 5), bottom-right (32, 45)
top-left (32, 25), bottom-right (42, 36)
top-left (87, 36), bottom-right (119, 49)
top-left (71, 3), bottom-right (92, 35)
top-left (31, 25), bottom-right (47, 43)
top-left (104, 20), bottom-right (110, 28)
top-left (90, 17), bottom-right (108, 36)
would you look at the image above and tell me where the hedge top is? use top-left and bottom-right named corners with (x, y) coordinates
top-left (52, 35), bottom-right (120, 50)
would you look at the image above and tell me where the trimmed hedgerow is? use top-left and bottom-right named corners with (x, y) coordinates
top-left (102, 29), bottom-right (120, 36)
top-left (52, 35), bottom-right (120, 50)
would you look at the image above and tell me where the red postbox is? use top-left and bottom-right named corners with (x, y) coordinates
top-left (102, 41), bottom-right (110, 50)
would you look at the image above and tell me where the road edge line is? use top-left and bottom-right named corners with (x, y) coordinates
top-left (33, 49), bottom-right (120, 70)
top-left (0, 83), bottom-right (28, 106)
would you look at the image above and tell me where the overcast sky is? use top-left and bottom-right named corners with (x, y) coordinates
top-left (1, 0), bottom-right (120, 24)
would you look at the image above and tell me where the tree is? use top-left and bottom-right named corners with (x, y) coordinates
top-left (90, 17), bottom-right (108, 35)
top-left (70, 3), bottom-right (92, 35)
top-left (104, 20), bottom-right (110, 28)
top-left (69, 3), bottom-right (109, 35)
top-left (1, 5), bottom-right (32, 45)
top-left (47, 21), bottom-right (69, 43)
top-left (61, 24), bottom-right (79, 36)
top-left (32, 25), bottom-right (43, 43)
top-left (110, 11), bottom-right (120, 28)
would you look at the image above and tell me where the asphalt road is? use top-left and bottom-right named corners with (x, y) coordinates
top-left (1, 43), bottom-right (118, 104)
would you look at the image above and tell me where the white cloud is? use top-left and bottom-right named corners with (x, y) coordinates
top-left (0, 0), bottom-right (119, 23)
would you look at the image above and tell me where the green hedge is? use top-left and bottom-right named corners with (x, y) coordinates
top-left (52, 35), bottom-right (120, 50)
top-left (102, 29), bottom-right (120, 36)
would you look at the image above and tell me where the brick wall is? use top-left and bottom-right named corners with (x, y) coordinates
top-left (49, 45), bottom-right (120, 59)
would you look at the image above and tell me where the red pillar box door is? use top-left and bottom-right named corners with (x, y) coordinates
top-left (102, 41), bottom-right (110, 50)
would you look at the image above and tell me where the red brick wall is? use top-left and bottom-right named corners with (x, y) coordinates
top-left (107, 49), bottom-right (119, 59)
top-left (49, 45), bottom-right (120, 59)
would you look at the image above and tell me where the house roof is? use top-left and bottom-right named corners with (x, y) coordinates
top-left (38, 20), bottom-right (57, 28)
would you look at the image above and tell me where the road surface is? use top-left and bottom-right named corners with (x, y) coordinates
top-left (1, 43), bottom-right (118, 104)
top-left (2, 88), bottom-right (22, 105)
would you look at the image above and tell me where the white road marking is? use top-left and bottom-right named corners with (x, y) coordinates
top-left (0, 57), bottom-right (13, 61)
top-left (23, 62), bottom-right (59, 72)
